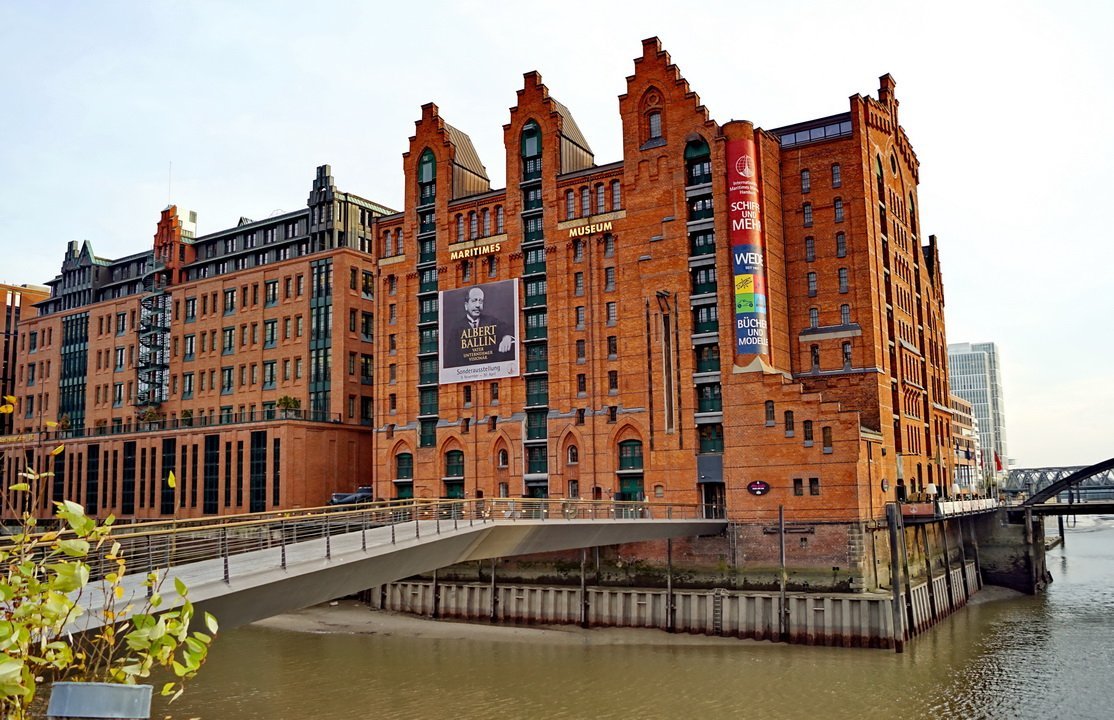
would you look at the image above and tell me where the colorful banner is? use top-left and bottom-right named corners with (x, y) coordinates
top-left (726, 138), bottom-right (769, 358)
top-left (439, 279), bottom-right (520, 385)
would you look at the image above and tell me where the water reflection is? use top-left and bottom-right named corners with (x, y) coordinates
top-left (167, 519), bottom-right (1114, 720)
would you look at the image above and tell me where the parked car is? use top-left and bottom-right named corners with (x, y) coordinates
top-left (326, 486), bottom-right (374, 506)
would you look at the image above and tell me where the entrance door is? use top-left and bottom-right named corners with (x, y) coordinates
top-left (701, 482), bottom-right (725, 518)
top-left (616, 475), bottom-right (644, 517)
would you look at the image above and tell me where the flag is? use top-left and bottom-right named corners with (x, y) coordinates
top-left (994, 452), bottom-right (1003, 472)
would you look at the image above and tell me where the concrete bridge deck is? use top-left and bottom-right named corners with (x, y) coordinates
top-left (69, 499), bottom-right (726, 632)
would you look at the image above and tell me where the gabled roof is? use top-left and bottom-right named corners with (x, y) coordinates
top-left (445, 123), bottom-right (489, 181)
top-left (553, 100), bottom-right (592, 155)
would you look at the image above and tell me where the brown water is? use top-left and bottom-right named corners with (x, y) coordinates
top-left (163, 517), bottom-right (1114, 720)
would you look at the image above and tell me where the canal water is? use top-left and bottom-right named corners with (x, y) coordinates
top-left (164, 517), bottom-right (1114, 719)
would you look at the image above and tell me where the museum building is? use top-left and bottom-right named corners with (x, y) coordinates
top-left (2, 39), bottom-right (953, 540)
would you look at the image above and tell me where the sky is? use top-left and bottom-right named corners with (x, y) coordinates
top-left (0, 0), bottom-right (1110, 468)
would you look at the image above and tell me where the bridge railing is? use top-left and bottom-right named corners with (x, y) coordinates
top-left (10, 498), bottom-right (711, 586)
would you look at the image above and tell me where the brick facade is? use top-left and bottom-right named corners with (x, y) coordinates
top-left (2, 38), bottom-right (953, 562)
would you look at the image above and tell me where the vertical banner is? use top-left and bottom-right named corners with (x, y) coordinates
top-left (439, 279), bottom-right (520, 385)
top-left (726, 138), bottom-right (769, 359)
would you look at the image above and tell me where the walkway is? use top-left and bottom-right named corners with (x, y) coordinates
top-left (71, 498), bottom-right (726, 632)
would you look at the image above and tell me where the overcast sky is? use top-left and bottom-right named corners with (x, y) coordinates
top-left (1, 1), bottom-right (1109, 468)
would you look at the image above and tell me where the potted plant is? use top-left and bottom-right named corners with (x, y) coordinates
top-left (138, 406), bottom-right (162, 431)
top-left (276, 395), bottom-right (301, 419)
top-left (0, 397), bottom-right (217, 719)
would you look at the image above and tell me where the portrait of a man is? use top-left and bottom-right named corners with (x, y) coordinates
top-left (439, 280), bottom-right (519, 383)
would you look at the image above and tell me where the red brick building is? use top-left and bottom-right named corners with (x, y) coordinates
top-left (3, 39), bottom-right (953, 543)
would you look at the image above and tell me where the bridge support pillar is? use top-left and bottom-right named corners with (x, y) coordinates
top-left (972, 509), bottom-right (1049, 594)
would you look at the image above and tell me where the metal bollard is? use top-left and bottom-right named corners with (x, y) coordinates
top-left (280, 519), bottom-right (287, 569)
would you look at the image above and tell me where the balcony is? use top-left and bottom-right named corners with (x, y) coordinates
top-left (525, 325), bottom-right (547, 340)
top-left (525, 293), bottom-right (546, 308)
top-left (697, 397), bottom-right (723, 413)
top-left (419, 369), bottom-right (437, 385)
top-left (419, 278), bottom-right (438, 293)
top-left (419, 339), bottom-right (437, 354)
top-left (527, 457), bottom-right (548, 474)
top-left (419, 309), bottom-right (438, 324)
top-left (419, 401), bottom-right (439, 417)
top-left (524, 259), bottom-right (546, 275)
top-left (525, 392), bottom-right (548, 407)
top-left (525, 357), bottom-right (548, 373)
top-left (691, 281), bottom-right (717, 296)
top-left (693, 320), bottom-right (719, 334)
top-left (696, 356), bottom-right (721, 373)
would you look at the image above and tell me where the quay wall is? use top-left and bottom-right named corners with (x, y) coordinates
top-left (363, 560), bottom-right (977, 649)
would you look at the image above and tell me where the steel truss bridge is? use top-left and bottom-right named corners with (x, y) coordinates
top-left (1004, 460), bottom-right (1114, 497)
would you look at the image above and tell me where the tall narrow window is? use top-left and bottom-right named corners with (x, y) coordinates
top-left (417, 149), bottom-right (436, 206)
top-left (831, 163), bottom-right (842, 188)
top-left (803, 203), bottom-right (813, 227)
top-left (648, 111), bottom-right (662, 140)
top-left (596, 184), bottom-right (606, 214)
top-left (810, 344), bottom-right (820, 369)
top-left (764, 400), bottom-right (775, 425)
top-left (784, 411), bottom-right (795, 437)
top-left (840, 304), bottom-right (851, 325)
top-left (805, 236), bottom-right (815, 262)
top-left (611, 180), bottom-right (622, 209)
top-left (566, 190), bottom-right (575, 219)
top-left (839, 268), bottom-right (849, 293)
top-left (807, 272), bottom-right (818, 297)
top-left (809, 308), bottom-right (819, 328)
top-left (836, 232), bottom-right (847, 258)
top-left (800, 169), bottom-right (811, 194)
top-left (834, 198), bottom-right (845, 223)
top-left (521, 121), bottom-right (541, 179)
top-left (842, 341), bottom-right (853, 367)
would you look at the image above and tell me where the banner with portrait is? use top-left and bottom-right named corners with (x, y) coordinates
top-left (438, 279), bottom-right (520, 385)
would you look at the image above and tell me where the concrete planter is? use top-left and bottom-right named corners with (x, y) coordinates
top-left (46, 682), bottom-right (153, 719)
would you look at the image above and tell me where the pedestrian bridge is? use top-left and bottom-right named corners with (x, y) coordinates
top-left (71, 499), bottom-right (726, 632)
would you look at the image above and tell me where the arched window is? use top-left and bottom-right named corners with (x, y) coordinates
top-left (836, 232), bottom-right (846, 258)
top-left (521, 121), bottom-right (541, 179)
top-left (909, 193), bottom-right (918, 235)
top-left (394, 229), bottom-right (403, 256)
top-left (580, 187), bottom-right (590, 216)
top-left (495, 206), bottom-right (504, 233)
top-left (611, 180), bottom-right (622, 209)
top-left (469, 211), bottom-right (478, 239)
top-left (595, 184), bottom-right (606, 214)
top-left (565, 190), bottom-right (575, 219)
top-left (840, 304), bottom-right (851, 325)
top-left (684, 139), bottom-right (711, 186)
top-left (805, 236), bottom-right (815, 262)
top-left (497, 448), bottom-right (509, 468)
top-left (618, 440), bottom-right (643, 470)
top-left (803, 202), bottom-right (813, 227)
top-left (384, 231), bottom-right (394, 258)
top-left (648, 111), bottom-right (662, 140)
top-left (800, 169), bottom-right (811, 194)
top-left (764, 400), bottom-right (775, 425)
top-left (809, 307), bottom-right (819, 328)
top-left (803, 420), bottom-right (814, 444)
top-left (445, 449), bottom-right (464, 478)
top-left (482, 208), bottom-right (491, 236)
top-left (784, 411), bottom-right (795, 436)
top-left (456, 215), bottom-right (464, 241)
top-left (834, 197), bottom-right (844, 223)
top-left (831, 163), bottom-right (842, 188)
top-left (396, 453), bottom-right (413, 479)
top-left (567, 445), bottom-right (579, 465)
top-left (417, 149), bottom-right (436, 206)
